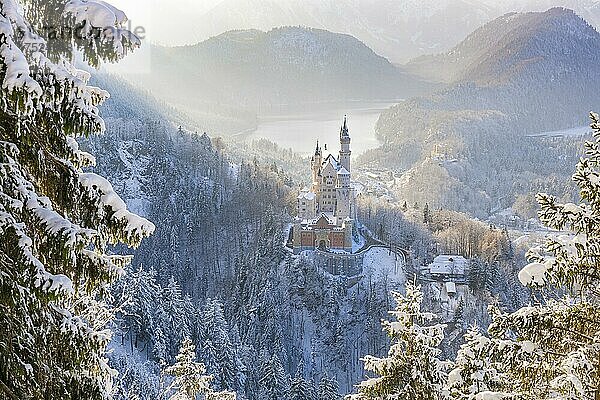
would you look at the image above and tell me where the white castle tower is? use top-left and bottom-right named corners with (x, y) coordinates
top-left (336, 116), bottom-right (351, 219)
top-left (339, 115), bottom-right (351, 172)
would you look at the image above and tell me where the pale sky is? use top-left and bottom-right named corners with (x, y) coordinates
top-left (109, 0), bottom-right (224, 45)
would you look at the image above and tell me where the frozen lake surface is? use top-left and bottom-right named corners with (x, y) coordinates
top-left (244, 101), bottom-right (399, 156)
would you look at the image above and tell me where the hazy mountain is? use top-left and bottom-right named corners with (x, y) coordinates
top-left (362, 8), bottom-right (597, 216)
top-left (180, 0), bottom-right (600, 64)
top-left (192, 0), bottom-right (499, 64)
top-left (500, 0), bottom-right (600, 27)
top-left (405, 7), bottom-right (600, 84)
top-left (400, 8), bottom-right (600, 131)
top-left (123, 26), bottom-right (435, 118)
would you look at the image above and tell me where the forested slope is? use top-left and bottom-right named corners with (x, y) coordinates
top-left (83, 74), bottom-right (409, 397)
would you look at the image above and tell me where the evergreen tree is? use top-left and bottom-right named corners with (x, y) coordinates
top-left (461, 113), bottom-right (600, 398)
top-left (198, 298), bottom-right (239, 392)
top-left (350, 283), bottom-right (447, 399)
top-left (453, 298), bottom-right (464, 325)
top-left (0, 0), bottom-right (152, 398)
top-left (288, 362), bottom-right (316, 400)
top-left (423, 202), bottom-right (432, 224)
top-left (162, 276), bottom-right (190, 354)
top-left (467, 258), bottom-right (487, 293)
top-left (318, 374), bottom-right (341, 400)
top-left (153, 327), bottom-right (169, 363)
top-left (259, 353), bottom-right (289, 400)
top-left (164, 338), bottom-right (236, 400)
top-left (445, 326), bottom-right (506, 398)
top-left (401, 201), bottom-right (408, 212)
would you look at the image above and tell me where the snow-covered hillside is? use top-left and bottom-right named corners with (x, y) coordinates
top-left (80, 74), bottom-right (420, 397)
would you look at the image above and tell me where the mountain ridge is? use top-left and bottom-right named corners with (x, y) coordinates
top-left (405, 7), bottom-right (600, 84)
top-left (184, 0), bottom-right (600, 63)
top-left (120, 26), bottom-right (436, 121)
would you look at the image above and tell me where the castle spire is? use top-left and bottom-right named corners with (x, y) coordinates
top-left (339, 115), bottom-right (351, 172)
top-left (340, 115), bottom-right (349, 138)
top-left (315, 139), bottom-right (320, 155)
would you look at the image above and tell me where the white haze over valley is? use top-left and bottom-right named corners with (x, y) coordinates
top-left (6, 0), bottom-right (600, 398)
top-left (243, 102), bottom-right (397, 156)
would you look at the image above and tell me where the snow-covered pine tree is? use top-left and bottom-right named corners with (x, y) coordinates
top-left (445, 326), bottom-right (507, 399)
top-left (423, 202), bottom-right (432, 224)
top-left (349, 283), bottom-right (447, 400)
top-left (288, 362), bottom-right (316, 400)
top-left (453, 298), bottom-right (464, 325)
top-left (259, 353), bottom-right (289, 400)
top-left (163, 276), bottom-right (191, 354)
top-left (198, 298), bottom-right (239, 392)
top-left (164, 338), bottom-right (236, 400)
top-left (477, 113), bottom-right (600, 398)
top-left (0, 0), bottom-right (153, 398)
top-left (318, 374), bottom-right (342, 400)
top-left (467, 258), bottom-right (487, 293)
top-left (113, 266), bottom-right (162, 350)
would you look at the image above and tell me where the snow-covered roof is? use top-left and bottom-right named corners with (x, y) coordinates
top-left (429, 255), bottom-right (468, 276)
top-left (337, 166), bottom-right (350, 175)
top-left (434, 255), bottom-right (467, 263)
top-left (297, 191), bottom-right (316, 201)
top-left (322, 154), bottom-right (339, 170)
top-left (307, 212), bottom-right (337, 227)
top-left (445, 281), bottom-right (456, 294)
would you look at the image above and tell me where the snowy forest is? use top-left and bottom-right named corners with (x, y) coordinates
top-left (1, 0), bottom-right (600, 399)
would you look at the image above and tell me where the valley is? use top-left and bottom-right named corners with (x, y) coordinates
top-left (4, 1), bottom-right (600, 399)
top-left (99, 7), bottom-right (596, 393)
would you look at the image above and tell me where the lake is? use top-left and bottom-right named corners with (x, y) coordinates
top-left (242, 101), bottom-right (399, 156)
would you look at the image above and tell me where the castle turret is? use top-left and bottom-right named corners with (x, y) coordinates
top-left (311, 140), bottom-right (322, 185)
top-left (339, 116), bottom-right (351, 173)
top-left (336, 166), bottom-right (351, 219)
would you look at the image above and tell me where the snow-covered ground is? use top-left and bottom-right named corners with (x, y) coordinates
top-left (116, 140), bottom-right (152, 215)
top-left (362, 247), bottom-right (405, 287)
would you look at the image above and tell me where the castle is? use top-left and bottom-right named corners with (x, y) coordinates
top-left (292, 117), bottom-right (357, 254)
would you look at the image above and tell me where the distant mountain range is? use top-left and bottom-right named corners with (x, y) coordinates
top-left (182, 0), bottom-right (600, 63)
top-left (362, 7), bottom-right (599, 216)
top-left (122, 26), bottom-right (435, 118)
top-left (191, 0), bottom-right (497, 64)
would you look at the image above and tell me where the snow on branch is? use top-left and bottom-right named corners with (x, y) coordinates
top-left (79, 172), bottom-right (155, 242)
top-left (63, 0), bottom-right (141, 57)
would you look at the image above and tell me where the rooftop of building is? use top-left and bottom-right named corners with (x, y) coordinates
top-left (297, 190), bottom-right (316, 201)
top-left (427, 255), bottom-right (468, 275)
